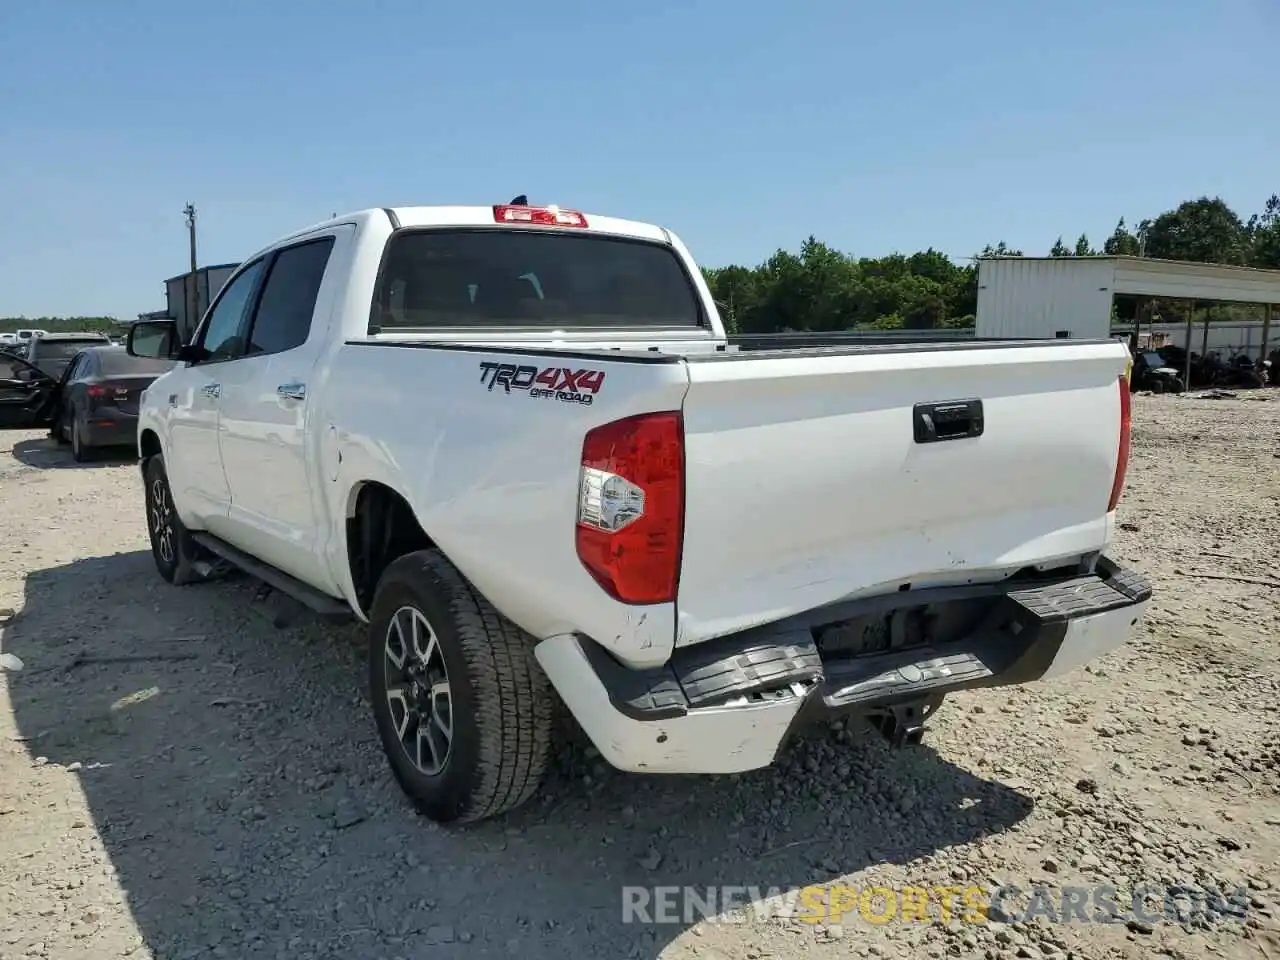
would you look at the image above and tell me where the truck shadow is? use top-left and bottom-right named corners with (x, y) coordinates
top-left (6, 552), bottom-right (1034, 959)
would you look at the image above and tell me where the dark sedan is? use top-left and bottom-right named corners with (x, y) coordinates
top-left (51, 346), bottom-right (176, 461)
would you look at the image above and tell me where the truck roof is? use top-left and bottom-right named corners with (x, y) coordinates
top-left (266, 205), bottom-right (672, 253)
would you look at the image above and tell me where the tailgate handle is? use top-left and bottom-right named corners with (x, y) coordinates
top-left (913, 399), bottom-right (983, 444)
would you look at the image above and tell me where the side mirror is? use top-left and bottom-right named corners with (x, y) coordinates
top-left (127, 320), bottom-right (179, 360)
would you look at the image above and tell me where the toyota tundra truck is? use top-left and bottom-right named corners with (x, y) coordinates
top-left (126, 201), bottom-right (1149, 824)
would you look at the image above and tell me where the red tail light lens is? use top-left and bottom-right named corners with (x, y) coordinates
top-left (493, 204), bottom-right (588, 228)
top-left (1107, 375), bottom-right (1131, 512)
top-left (575, 412), bottom-right (684, 605)
top-left (86, 385), bottom-right (108, 399)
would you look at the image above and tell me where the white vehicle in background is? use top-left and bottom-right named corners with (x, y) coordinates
top-left (15, 329), bottom-right (47, 342)
top-left (124, 200), bottom-right (1151, 824)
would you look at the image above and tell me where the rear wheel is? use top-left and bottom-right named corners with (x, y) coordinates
top-left (368, 550), bottom-right (553, 824)
top-left (70, 418), bottom-right (96, 462)
top-left (143, 455), bottom-right (206, 585)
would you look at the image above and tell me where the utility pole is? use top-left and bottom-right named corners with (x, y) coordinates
top-left (184, 203), bottom-right (199, 333)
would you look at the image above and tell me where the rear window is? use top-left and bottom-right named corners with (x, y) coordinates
top-left (35, 339), bottom-right (107, 360)
top-left (99, 352), bottom-right (176, 376)
top-left (371, 229), bottom-right (704, 331)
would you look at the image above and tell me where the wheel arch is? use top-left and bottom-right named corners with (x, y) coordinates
top-left (139, 427), bottom-right (162, 462)
top-left (343, 479), bottom-right (436, 618)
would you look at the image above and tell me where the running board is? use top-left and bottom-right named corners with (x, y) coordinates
top-left (190, 533), bottom-right (353, 621)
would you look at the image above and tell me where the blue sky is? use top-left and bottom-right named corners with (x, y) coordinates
top-left (1, 0), bottom-right (1275, 319)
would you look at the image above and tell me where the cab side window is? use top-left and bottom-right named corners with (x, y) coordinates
top-left (194, 259), bottom-right (266, 362)
top-left (244, 238), bottom-right (335, 357)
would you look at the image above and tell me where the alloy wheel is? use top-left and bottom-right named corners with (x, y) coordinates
top-left (383, 606), bottom-right (453, 776)
top-left (148, 476), bottom-right (176, 565)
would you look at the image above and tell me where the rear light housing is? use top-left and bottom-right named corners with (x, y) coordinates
top-left (575, 412), bottom-right (684, 605)
top-left (1107, 374), bottom-right (1131, 512)
top-left (493, 204), bottom-right (588, 228)
top-left (85, 384), bottom-right (129, 403)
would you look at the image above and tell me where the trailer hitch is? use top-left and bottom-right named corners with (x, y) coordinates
top-left (870, 700), bottom-right (930, 748)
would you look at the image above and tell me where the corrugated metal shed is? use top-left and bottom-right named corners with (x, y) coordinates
top-left (976, 258), bottom-right (1115, 339)
top-left (977, 256), bottom-right (1280, 340)
top-left (164, 263), bottom-right (239, 341)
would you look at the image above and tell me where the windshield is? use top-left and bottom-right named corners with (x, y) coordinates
top-left (35, 339), bottom-right (107, 360)
top-left (1142, 352), bottom-right (1165, 367)
top-left (372, 229), bottom-right (704, 330)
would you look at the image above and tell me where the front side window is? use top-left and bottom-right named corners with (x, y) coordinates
top-left (0, 356), bottom-right (32, 380)
top-left (371, 229), bottom-right (704, 331)
top-left (196, 259), bottom-right (266, 362)
top-left (246, 238), bottom-right (335, 356)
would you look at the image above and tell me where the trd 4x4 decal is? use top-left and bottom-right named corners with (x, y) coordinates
top-left (478, 361), bottom-right (606, 406)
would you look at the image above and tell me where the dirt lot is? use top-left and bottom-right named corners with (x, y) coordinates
top-left (1, 394), bottom-right (1278, 960)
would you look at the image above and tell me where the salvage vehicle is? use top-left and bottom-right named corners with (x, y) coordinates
top-left (24, 331), bottom-right (112, 380)
top-left (49, 345), bottom-right (177, 461)
top-left (1130, 350), bottom-right (1184, 394)
top-left (0, 352), bottom-right (59, 429)
top-left (124, 201), bottom-right (1151, 824)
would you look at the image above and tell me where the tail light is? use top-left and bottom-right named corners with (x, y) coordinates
top-left (86, 384), bottom-right (128, 403)
top-left (493, 204), bottom-right (588, 228)
top-left (575, 412), bottom-right (684, 605)
top-left (1107, 374), bottom-right (1131, 512)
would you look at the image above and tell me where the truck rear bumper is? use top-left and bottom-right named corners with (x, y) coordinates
top-left (535, 558), bottom-right (1151, 775)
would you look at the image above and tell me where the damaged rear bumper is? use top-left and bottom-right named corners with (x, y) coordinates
top-left (534, 557), bottom-right (1151, 775)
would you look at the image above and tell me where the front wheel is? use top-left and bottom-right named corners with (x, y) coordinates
top-left (142, 455), bottom-right (207, 585)
top-left (51, 409), bottom-right (69, 445)
top-left (368, 550), bottom-right (554, 824)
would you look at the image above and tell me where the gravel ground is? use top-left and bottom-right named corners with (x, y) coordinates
top-left (1, 394), bottom-right (1278, 960)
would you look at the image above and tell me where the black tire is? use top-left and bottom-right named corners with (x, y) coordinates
top-left (51, 409), bottom-right (69, 445)
top-left (368, 550), bottom-right (553, 824)
top-left (70, 418), bottom-right (96, 462)
top-left (142, 455), bottom-right (206, 585)
top-left (1149, 379), bottom-right (1164, 395)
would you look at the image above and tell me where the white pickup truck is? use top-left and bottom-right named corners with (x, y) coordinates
top-left (126, 202), bottom-right (1150, 824)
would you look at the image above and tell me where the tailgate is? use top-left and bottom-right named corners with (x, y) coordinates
top-left (675, 340), bottom-right (1129, 646)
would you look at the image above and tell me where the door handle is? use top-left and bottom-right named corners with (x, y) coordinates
top-left (276, 382), bottom-right (306, 401)
top-left (200, 383), bottom-right (221, 400)
top-left (912, 399), bottom-right (984, 444)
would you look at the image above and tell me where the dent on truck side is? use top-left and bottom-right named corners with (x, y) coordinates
top-left (321, 341), bottom-right (690, 670)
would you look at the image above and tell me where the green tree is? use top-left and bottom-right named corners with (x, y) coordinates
top-left (1102, 218), bottom-right (1141, 256)
top-left (978, 242), bottom-right (1024, 258)
top-left (1049, 237), bottom-right (1071, 257)
top-left (1246, 194), bottom-right (1280, 269)
top-left (0, 316), bottom-right (122, 334)
top-left (1142, 196), bottom-right (1249, 264)
top-left (1073, 234), bottom-right (1096, 256)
